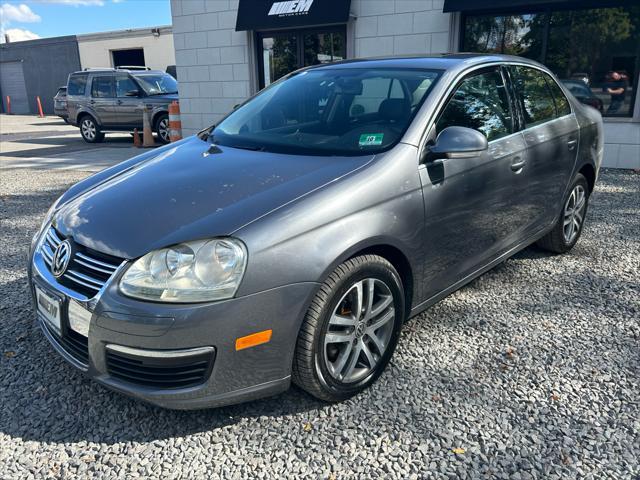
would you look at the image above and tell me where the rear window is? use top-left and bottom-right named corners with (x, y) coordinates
top-left (544, 74), bottom-right (572, 117)
top-left (510, 66), bottom-right (557, 128)
top-left (67, 74), bottom-right (88, 96)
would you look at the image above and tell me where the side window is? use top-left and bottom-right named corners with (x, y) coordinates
top-left (436, 68), bottom-right (513, 142)
top-left (91, 76), bottom-right (114, 98)
top-left (115, 76), bottom-right (139, 97)
top-left (511, 66), bottom-right (556, 127)
top-left (544, 74), bottom-right (572, 117)
top-left (67, 74), bottom-right (87, 96)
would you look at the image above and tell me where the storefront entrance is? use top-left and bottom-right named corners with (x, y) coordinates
top-left (257, 26), bottom-right (347, 88)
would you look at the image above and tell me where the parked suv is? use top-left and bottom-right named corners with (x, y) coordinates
top-left (53, 86), bottom-right (68, 123)
top-left (66, 67), bottom-right (178, 144)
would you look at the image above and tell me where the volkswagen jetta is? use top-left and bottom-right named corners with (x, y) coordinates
top-left (28, 54), bottom-right (602, 409)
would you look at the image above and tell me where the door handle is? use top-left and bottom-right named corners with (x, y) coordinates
top-left (116, 100), bottom-right (123, 105)
top-left (567, 139), bottom-right (578, 151)
top-left (510, 157), bottom-right (526, 172)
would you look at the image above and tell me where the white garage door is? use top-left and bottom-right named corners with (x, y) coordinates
top-left (0, 61), bottom-right (29, 114)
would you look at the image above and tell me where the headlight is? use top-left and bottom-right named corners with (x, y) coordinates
top-left (119, 238), bottom-right (247, 303)
top-left (32, 196), bottom-right (61, 248)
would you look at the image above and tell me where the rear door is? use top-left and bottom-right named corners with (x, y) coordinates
top-left (508, 65), bottom-right (579, 229)
top-left (418, 66), bottom-right (529, 299)
top-left (114, 74), bottom-right (144, 129)
top-left (90, 75), bottom-right (117, 126)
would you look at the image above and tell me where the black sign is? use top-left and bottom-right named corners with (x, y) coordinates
top-left (443, 0), bottom-right (635, 13)
top-left (236, 0), bottom-right (352, 31)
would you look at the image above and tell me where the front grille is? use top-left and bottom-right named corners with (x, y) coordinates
top-left (106, 347), bottom-right (215, 390)
top-left (42, 318), bottom-right (89, 366)
top-left (40, 227), bottom-right (124, 298)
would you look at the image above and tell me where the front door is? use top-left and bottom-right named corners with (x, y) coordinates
top-left (90, 75), bottom-right (117, 127)
top-left (114, 74), bottom-right (144, 128)
top-left (258, 26), bottom-right (346, 88)
top-left (418, 67), bottom-right (529, 300)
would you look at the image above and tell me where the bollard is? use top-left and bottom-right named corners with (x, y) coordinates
top-left (168, 101), bottom-right (182, 142)
top-left (142, 106), bottom-right (155, 147)
top-left (36, 96), bottom-right (44, 118)
top-left (133, 128), bottom-right (142, 148)
top-left (5, 96), bottom-right (11, 115)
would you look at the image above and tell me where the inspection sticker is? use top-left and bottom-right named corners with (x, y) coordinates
top-left (359, 133), bottom-right (384, 147)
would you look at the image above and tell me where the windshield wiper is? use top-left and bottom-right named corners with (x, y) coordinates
top-left (230, 144), bottom-right (266, 152)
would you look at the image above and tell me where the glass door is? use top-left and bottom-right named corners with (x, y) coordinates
top-left (261, 33), bottom-right (298, 88)
top-left (258, 26), bottom-right (346, 89)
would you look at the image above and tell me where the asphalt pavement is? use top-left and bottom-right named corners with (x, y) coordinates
top-left (0, 115), bottom-right (146, 172)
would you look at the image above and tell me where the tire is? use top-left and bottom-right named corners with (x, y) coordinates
top-left (79, 115), bottom-right (104, 143)
top-left (293, 255), bottom-right (405, 402)
top-left (155, 113), bottom-right (170, 144)
top-left (537, 173), bottom-right (590, 253)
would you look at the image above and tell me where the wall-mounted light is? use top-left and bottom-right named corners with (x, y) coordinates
top-left (152, 28), bottom-right (160, 37)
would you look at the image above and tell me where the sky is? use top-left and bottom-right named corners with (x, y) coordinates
top-left (0, 0), bottom-right (171, 43)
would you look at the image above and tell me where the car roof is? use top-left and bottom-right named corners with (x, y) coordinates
top-left (71, 69), bottom-right (166, 75)
top-left (304, 53), bottom-right (546, 72)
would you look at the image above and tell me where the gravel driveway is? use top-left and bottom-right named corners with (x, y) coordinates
top-left (0, 168), bottom-right (638, 479)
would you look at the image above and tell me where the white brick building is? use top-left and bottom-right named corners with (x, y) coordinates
top-left (170, 0), bottom-right (640, 169)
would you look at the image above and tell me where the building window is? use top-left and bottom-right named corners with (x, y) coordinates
top-left (462, 6), bottom-right (640, 117)
top-left (257, 26), bottom-right (346, 88)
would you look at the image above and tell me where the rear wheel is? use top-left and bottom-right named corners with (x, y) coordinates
top-left (537, 173), bottom-right (590, 253)
top-left (79, 116), bottom-right (104, 143)
top-left (155, 114), bottom-right (170, 144)
top-left (293, 255), bottom-right (405, 402)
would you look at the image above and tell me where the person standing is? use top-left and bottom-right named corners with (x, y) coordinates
top-left (604, 71), bottom-right (628, 114)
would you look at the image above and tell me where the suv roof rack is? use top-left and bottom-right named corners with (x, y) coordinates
top-left (116, 66), bottom-right (152, 71)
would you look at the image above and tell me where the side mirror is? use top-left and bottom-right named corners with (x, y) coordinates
top-left (125, 90), bottom-right (140, 97)
top-left (427, 126), bottom-right (488, 161)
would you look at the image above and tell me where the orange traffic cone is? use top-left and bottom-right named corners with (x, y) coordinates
top-left (142, 106), bottom-right (155, 147)
top-left (133, 128), bottom-right (142, 147)
top-left (169, 101), bottom-right (182, 142)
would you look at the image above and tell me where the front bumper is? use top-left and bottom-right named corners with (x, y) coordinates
top-left (28, 241), bottom-right (318, 409)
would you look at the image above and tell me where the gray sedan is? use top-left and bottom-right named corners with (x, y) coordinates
top-left (28, 54), bottom-right (603, 409)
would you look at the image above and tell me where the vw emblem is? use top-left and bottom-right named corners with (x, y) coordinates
top-left (52, 240), bottom-right (72, 278)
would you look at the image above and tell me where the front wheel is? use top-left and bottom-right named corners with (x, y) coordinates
top-left (537, 173), bottom-right (590, 253)
top-left (155, 114), bottom-right (170, 144)
top-left (293, 255), bottom-right (405, 402)
top-left (79, 116), bottom-right (104, 143)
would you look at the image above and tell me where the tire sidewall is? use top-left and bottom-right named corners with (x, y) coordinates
top-left (561, 174), bottom-right (590, 249)
top-left (312, 261), bottom-right (405, 400)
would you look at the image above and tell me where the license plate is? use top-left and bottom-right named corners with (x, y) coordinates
top-left (36, 286), bottom-right (61, 334)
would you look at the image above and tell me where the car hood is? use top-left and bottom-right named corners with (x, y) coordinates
top-left (54, 136), bottom-right (373, 259)
top-left (145, 93), bottom-right (179, 102)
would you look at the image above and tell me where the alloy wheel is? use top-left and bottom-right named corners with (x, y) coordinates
top-left (81, 119), bottom-right (96, 141)
top-left (323, 278), bottom-right (395, 384)
top-left (158, 118), bottom-right (170, 142)
top-left (563, 184), bottom-right (586, 244)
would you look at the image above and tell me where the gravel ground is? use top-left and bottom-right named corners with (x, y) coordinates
top-left (0, 168), bottom-right (638, 479)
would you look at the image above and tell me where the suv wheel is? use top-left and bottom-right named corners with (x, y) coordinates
top-left (537, 173), bottom-right (590, 253)
top-left (80, 116), bottom-right (104, 143)
top-left (293, 255), bottom-right (405, 402)
top-left (155, 114), bottom-right (170, 144)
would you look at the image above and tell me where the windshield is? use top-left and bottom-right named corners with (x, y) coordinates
top-left (212, 68), bottom-right (442, 156)
top-left (134, 73), bottom-right (178, 95)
